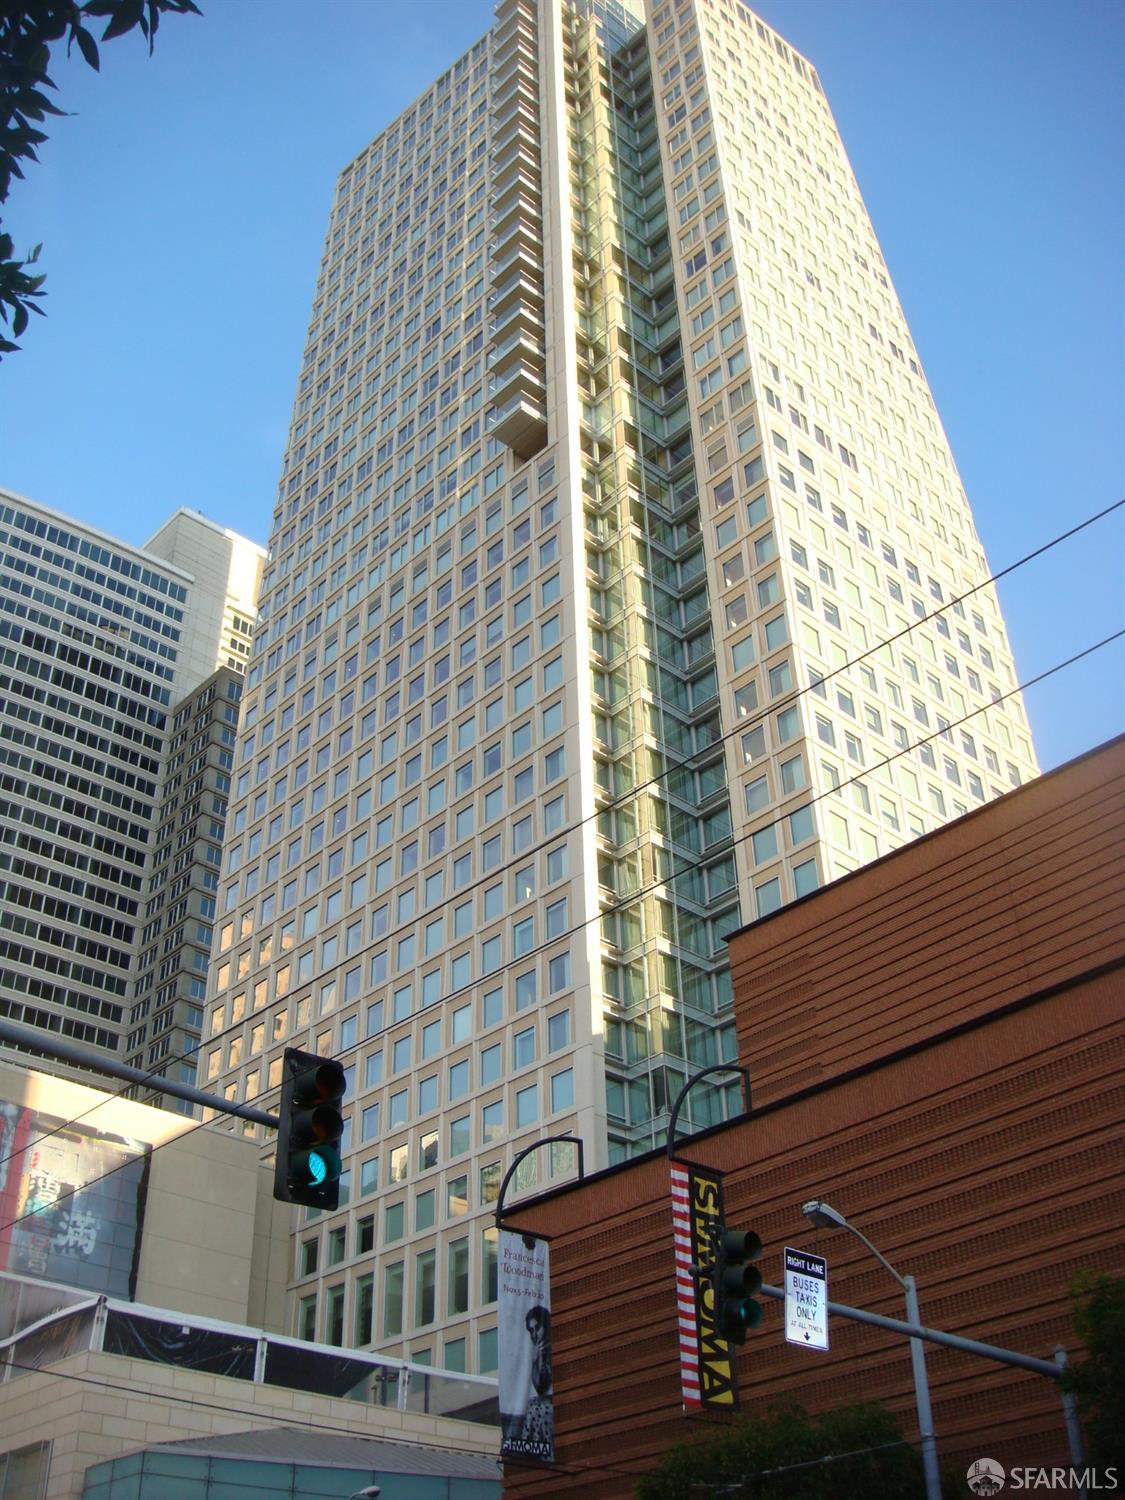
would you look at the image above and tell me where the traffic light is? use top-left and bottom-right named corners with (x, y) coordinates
top-left (714, 1227), bottom-right (763, 1343)
top-left (273, 1048), bottom-right (347, 1209)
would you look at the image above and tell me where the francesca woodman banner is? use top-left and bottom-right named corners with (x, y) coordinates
top-left (498, 1229), bottom-right (554, 1464)
top-left (670, 1159), bottom-right (738, 1410)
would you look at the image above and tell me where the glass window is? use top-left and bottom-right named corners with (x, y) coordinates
top-left (547, 1011), bottom-right (570, 1051)
top-left (513, 1027), bottom-right (535, 1069)
top-left (515, 1083), bottom-right (538, 1127)
top-left (751, 825), bottom-right (778, 863)
top-left (793, 859), bottom-right (819, 897)
top-left (448, 1174), bottom-right (469, 1218)
top-left (448, 1236), bottom-right (470, 1314)
top-left (383, 1261), bottom-right (404, 1339)
top-left (755, 877), bottom-right (782, 917)
top-left (449, 1058), bottom-right (470, 1099)
top-left (745, 774), bottom-right (769, 813)
top-left (551, 1068), bottom-right (574, 1112)
top-left (449, 1113), bottom-right (470, 1156)
top-left (482, 1099), bottom-right (504, 1141)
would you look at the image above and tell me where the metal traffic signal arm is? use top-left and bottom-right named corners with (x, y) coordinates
top-left (755, 1283), bottom-right (1088, 1471)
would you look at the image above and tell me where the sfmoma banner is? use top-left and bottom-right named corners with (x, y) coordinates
top-left (498, 1229), bottom-right (554, 1464)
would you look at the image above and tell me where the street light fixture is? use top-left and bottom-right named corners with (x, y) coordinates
top-left (802, 1199), bottom-right (941, 1500)
top-left (347, 1488), bottom-right (381, 1499)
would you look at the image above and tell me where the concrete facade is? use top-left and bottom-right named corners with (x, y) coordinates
top-left (0, 1062), bottom-right (500, 1499)
top-left (0, 489), bottom-right (264, 1079)
top-left (1, 1348), bottom-right (499, 1500)
top-left (143, 510), bottom-right (266, 700)
top-left (126, 667), bottom-right (246, 1100)
top-left (499, 739), bottom-right (1125, 1496)
top-left (0, 1058), bottom-right (290, 1325)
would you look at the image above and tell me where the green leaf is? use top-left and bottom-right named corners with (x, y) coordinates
top-left (100, 0), bottom-right (145, 43)
top-left (71, 23), bottom-right (100, 69)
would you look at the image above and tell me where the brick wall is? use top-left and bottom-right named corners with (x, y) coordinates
top-left (501, 741), bottom-right (1125, 1498)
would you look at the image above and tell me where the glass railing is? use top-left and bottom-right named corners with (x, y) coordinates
top-left (0, 1279), bottom-right (499, 1427)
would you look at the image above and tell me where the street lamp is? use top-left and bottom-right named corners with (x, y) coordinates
top-left (347, 1488), bottom-right (381, 1499)
top-left (802, 1199), bottom-right (941, 1500)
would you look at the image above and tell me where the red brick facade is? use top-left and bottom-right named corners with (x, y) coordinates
top-left (502, 740), bottom-right (1125, 1498)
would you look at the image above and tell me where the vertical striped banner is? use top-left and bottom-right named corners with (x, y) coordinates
top-left (669, 1162), bottom-right (701, 1407)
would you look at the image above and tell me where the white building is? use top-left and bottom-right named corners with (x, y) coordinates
top-left (0, 490), bottom-right (265, 1075)
top-left (209, 0), bottom-right (1038, 1380)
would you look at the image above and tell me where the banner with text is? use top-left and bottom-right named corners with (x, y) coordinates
top-left (498, 1229), bottom-right (554, 1465)
top-left (0, 1101), bottom-right (148, 1297)
top-left (670, 1161), bottom-right (739, 1411)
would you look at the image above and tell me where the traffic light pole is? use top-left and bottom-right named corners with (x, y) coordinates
top-left (0, 1014), bottom-right (279, 1127)
top-left (758, 1283), bottom-right (1087, 1472)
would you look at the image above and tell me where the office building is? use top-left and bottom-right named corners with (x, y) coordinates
top-left (0, 490), bottom-right (265, 1085)
top-left (124, 665), bottom-right (245, 1105)
top-left (210, 0), bottom-right (1038, 1376)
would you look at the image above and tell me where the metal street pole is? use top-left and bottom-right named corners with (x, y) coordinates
top-left (903, 1273), bottom-right (942, 1500)
top-left (803, 1201), bottom-right (940, 1500)
top-left (759, 1284), bottom-right (1087, 1469)
top-left (1054, 1346), bottom-right (1087, 1496)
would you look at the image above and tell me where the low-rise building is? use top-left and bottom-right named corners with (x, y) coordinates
top-left (498, 738), bottom-right (1125, 1497)
top-left (0, 1061), bottom-right (501, 1498)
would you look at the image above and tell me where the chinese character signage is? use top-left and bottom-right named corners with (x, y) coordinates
top-left (0, 1101), bottom-right (149, 1297)
top-left (498, 1229), bottom-right (554, 1464)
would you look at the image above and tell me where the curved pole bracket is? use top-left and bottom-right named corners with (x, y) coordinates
top-left (494, 1133), bottom-right (585, 1237)
top-left (666, 1064), bottom-right (751, 1163)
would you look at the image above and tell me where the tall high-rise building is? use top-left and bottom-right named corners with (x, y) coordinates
top-left (211, 0), bottom-right (1038, 1375)
top-left (0, 491), bottom-right (265, 1087)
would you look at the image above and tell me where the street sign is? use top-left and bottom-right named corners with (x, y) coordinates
top-left (784, 1247), bottom-right (828, 1350)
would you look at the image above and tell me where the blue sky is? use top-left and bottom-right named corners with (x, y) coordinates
top-left (1, 0), bottom-right (1121, 771)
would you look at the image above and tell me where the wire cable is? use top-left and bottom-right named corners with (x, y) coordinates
top-left (3, 495), bottom-right (1119, 1173)
top-left (0, 625), bottom-right (1118, 1244)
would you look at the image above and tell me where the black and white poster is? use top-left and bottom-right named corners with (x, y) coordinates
top-left (498, 1229), bottom-right (554, 1464)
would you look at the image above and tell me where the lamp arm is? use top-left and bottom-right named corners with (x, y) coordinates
top-left (844, 1221), bottom-right (907, 1289)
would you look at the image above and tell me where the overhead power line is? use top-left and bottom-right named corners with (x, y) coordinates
top-left (0, 625), bottom-right (1119, 1246)
top-left (3, 495), bottom-right (1119, 1173)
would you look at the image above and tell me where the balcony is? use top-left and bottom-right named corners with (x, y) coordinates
top-left (488, 391), bottom-right (548, 460)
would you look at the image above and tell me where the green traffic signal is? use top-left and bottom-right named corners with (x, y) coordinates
top-left (273, 1049), bottom-right (347, 1209)
top-left (716, 1227), bottom-right (764, 1343)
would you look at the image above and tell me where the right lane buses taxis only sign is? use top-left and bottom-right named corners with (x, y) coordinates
top-left (784, 1246), bottom-right (828, 1351)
